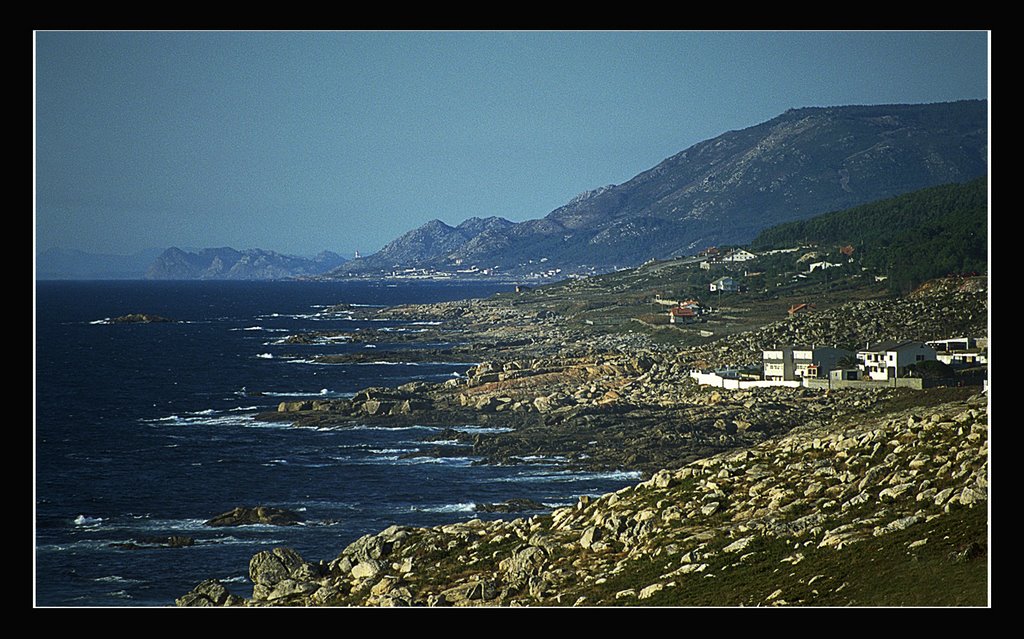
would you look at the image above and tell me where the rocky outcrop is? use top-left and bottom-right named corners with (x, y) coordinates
top-left (205, 506), bottom-right (304, 527)
top-left (108, 313), bottom-right (175, 323)
top-left (475, 499), bottom-right (548, 514)
top-left (109, 535), bottom-right (195, 550)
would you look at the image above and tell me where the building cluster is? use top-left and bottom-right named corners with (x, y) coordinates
top-left (699, 247), bottom-right (758, 272)
top-left (760, 338), bottom-right (987, 383)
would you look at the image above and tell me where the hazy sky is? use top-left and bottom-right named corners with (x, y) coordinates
top-left (34, 30), bottom-right (989, 258)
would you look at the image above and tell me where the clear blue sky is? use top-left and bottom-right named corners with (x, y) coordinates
top-left (34, 30), bottom-right (989, 258)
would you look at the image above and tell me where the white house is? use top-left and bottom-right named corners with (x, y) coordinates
top-left (926, 337), bottom-right (988, 367)
top-left (721, 249), bottom-right (757, 262)
top-left (856, 341), bottom-right (937, 381)
top-left (710, 276), bottom-right (739, 293)
top-left (808, 261), bottom-right (842, 273)
top-left (763, 346), bottom-right (853, 381)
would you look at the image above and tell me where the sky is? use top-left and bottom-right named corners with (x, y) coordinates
top-left (34, 30), bottom-right (990, 258)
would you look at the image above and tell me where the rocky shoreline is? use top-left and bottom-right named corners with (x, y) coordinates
top-left (178, 277), bottom-right (989, 606)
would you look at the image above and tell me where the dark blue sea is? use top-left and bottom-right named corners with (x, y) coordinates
top-left (34, 280), bottom-right (639, 607)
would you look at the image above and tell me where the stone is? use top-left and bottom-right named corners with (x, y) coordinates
top-left (278, 400), bottom-right (313, 412)
top-left (352, 559), bottom-right (383, 580)
top-left (176, 579), bottom-right (232, 607)
top-left (638, 583), bottom-right (665, 599)
top-left (249, 548), bottom-right (309, 587)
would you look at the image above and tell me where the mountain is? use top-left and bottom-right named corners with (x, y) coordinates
top-left (36, 247), bottom-right (166, 279)
top-left (145, 247), bottom-right (346, 280)
top-left (334, 100), bottom-right (987, 276)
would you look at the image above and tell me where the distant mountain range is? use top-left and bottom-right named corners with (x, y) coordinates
top-left (37, 247), bottom-right (347, 280)
top-left (144, 247), bottom-right (346, 280)
top-left (332, 100), bottom-right (987, 277)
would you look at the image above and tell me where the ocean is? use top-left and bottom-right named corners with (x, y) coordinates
top-left (34, 280), bottom-right (640, 607)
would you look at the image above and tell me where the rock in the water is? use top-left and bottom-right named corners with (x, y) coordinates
top-left (205, 506), bottom-right (304, 527)
top-left (474, 498), bottom-right (548, 513)
top-left (110, 535), bottom-right (195, 550)
top-left (109, 313), bottom-right (175, 323)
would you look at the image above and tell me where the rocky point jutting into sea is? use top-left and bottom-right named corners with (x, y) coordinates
top-left (178, 274), bottom-right (989, 606)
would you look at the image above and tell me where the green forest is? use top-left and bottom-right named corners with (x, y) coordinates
top-left (750, 178), bottom-right (988, 293)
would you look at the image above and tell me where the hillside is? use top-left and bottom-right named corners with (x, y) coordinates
top-left (145, 247), bottom-right (346, 280)
top-left (334, 100), bottom-right (987, 277)
top-left (751, 178), bottom-right (988, 292)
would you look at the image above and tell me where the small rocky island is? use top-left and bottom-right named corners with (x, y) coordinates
top-left (205, 506), bottom-right (305, 527)
top-left (108, 313), bottom-right (176, 324)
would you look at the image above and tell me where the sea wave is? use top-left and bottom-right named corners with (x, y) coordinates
top-left (346, 424), bottom-right (440, 432)
top-left (261, 389), bottom-right (352, 398)
top-left (492, 469), bottom-right (643, 484)
top-left (452, 425), bottom-right (515, 434)
top-left (144, 413), bottom-right (259, 429)
top-left (73, 515), bottom-right (104, 527)
top-left (414, 502), bottom-right (477, 513)
top-left (93, 575), bottom-right (143, 584)
top-left (256, 353), bottom-right (274, 359)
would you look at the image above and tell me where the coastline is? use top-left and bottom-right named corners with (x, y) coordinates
top-left (178, 275), bottom-right (989, 606)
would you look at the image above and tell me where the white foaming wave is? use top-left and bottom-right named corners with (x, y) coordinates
top-left (410, 321), bottom-right (443, 325)
top-left (187, 409), bottom-right (217, 416)
top-left (369, 448), bottom-right (420, 455)
top-left (398, 456), bottom-right (476, 467)
top-left (256, 353), bottom-right (274, 359)
top-left (415, 502), bottom-right (477, 513)
top-left (221, 575), bottom-right (250, 584)
top-left (422, 439), bottom-right (468, 447)
top-left (74, 515), bottom-right (104, 526)
top-left (453, 426), bottom-right (515, 434)
top-left (89, 318), bottom-right (111, 325)
top-left (203, 536), bottom-right (286, 546)
top-left (94, 575), bottom-right (142, 584)
top-left (144, 413), bottom-right (259, 429)
top-left (492, 469), bottom-right (643, 484)
top-left (346, 424), bottom-right (440, 432)
top-left (231, 326), bottom-right (266, 331)
top-left (229, 405), bottom-right (261, 411)
top-left (262, 390), bottom-right (353, 398)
